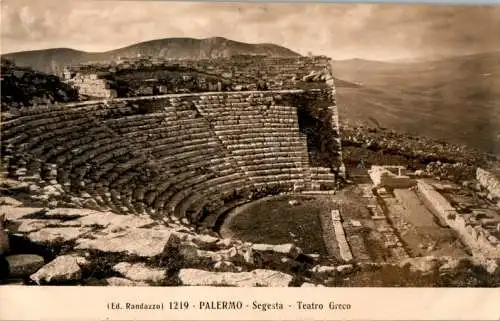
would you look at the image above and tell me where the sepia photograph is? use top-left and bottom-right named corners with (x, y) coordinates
top-left (0, 0), bottom-right (499, 294)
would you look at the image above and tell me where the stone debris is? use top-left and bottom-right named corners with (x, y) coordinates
top-left (251, 244), bottom-right (274, 252)
top-left (215, 238), bottom-right (233, 249)
top-left (213, 260), bottom-right (238, 272)
top-left (350, 219), bottom-right (362, 227)
top-left (306, 253), bottom-right (320, 260)
top-left (368, 166), bottom-right (416, 189)
top-left (189, 234), bottom-right (219, 250)
top-left (438, 257), bottom-right (465, 274)
top-left (301, 282), bottom-right (325, 287)
top-left (471, 256), bottom-right (500, 275)
top-left (485, 260), bottom-right (499, 275)
top-left (28, 184), bottom-right (41, 193)
top-left (336, 264), bottom-right (354, 274)
top-left (178, 268), bottom-right (294, 287)
top-left (272, 243), bottom-right (302, 257)
top-left (399, 256), bottom-right (439, 275)
top-left (331, 210), bottom-right (354, 262)
top-left (251, 243), bottom-right (302, 258)
top-left (112, 262), bottom-right (166, 283)
top-left (310, 265), bottom-right (337, 277)
top-left (414, 170), bottom-right (425, 176)
top-left (30, 255), bottom-right (88, 284)
top-left (177, 244), bottom-right (223, 266)
top-left (105, 277), bottom-right (149, 286)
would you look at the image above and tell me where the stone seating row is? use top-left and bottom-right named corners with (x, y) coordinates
top-left (14, 119), bottom-right (95, 150)
top-left (220, 135), bottom-right (302, 143)
top-left (180, 178), bottom-right (254, 222)
top-left (214, 128), bottom-right (299, 137)
top-left (224, 143), bottom-right (304, 152)
top-left (2, 101), bottom-right (133, 126)
top-left (152, 170), bottom-right (249, 220)
top-left (2, 104), bottom-right (103, 124)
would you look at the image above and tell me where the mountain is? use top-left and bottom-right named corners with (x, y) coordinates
top-left (332, 51), bottom-right (500, 155)
top-left (1, 37), bottom-right (301, 74)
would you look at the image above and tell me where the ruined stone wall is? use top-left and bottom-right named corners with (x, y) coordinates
top-left (368, 166), bottom-right (416, 189)
top-left (180, 56), bottom-right (332, 90)
top-left (69, 56), bottom-right (332, 95)
top-left (68, 76), bottom-right (117, 99)
top-left (417, 180), bottom-right (499, 259)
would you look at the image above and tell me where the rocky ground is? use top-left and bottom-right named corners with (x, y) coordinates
top-left (340, 121), bottom-right (500, 184)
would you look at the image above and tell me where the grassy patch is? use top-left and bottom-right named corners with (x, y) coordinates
top-left (223, 195), bottom-right (331, 256)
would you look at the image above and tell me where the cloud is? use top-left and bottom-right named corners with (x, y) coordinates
top-left (1, 1), bottom-right (499, 60)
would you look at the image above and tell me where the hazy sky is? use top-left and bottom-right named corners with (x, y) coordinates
top-left (1, 0), bottom-right (499, 60)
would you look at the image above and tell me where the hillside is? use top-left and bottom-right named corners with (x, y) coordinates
top-left (332, 51), bottom-right (500, 155)
top-left (1, 37), bottom-right (300, 74)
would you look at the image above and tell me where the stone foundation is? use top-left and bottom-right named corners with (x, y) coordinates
top-left (417, 180), bottom-right (499, 259)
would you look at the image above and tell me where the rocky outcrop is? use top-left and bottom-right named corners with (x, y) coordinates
top-left (0, 204), bottom-right (312, 286)
top-left (341, 123), bottom-right (488, 183)
top-left (75, 228), bottom-right (176, 257)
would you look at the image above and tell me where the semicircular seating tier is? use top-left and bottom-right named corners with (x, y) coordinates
top-left (1, 60), bottom-right (343, 230)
